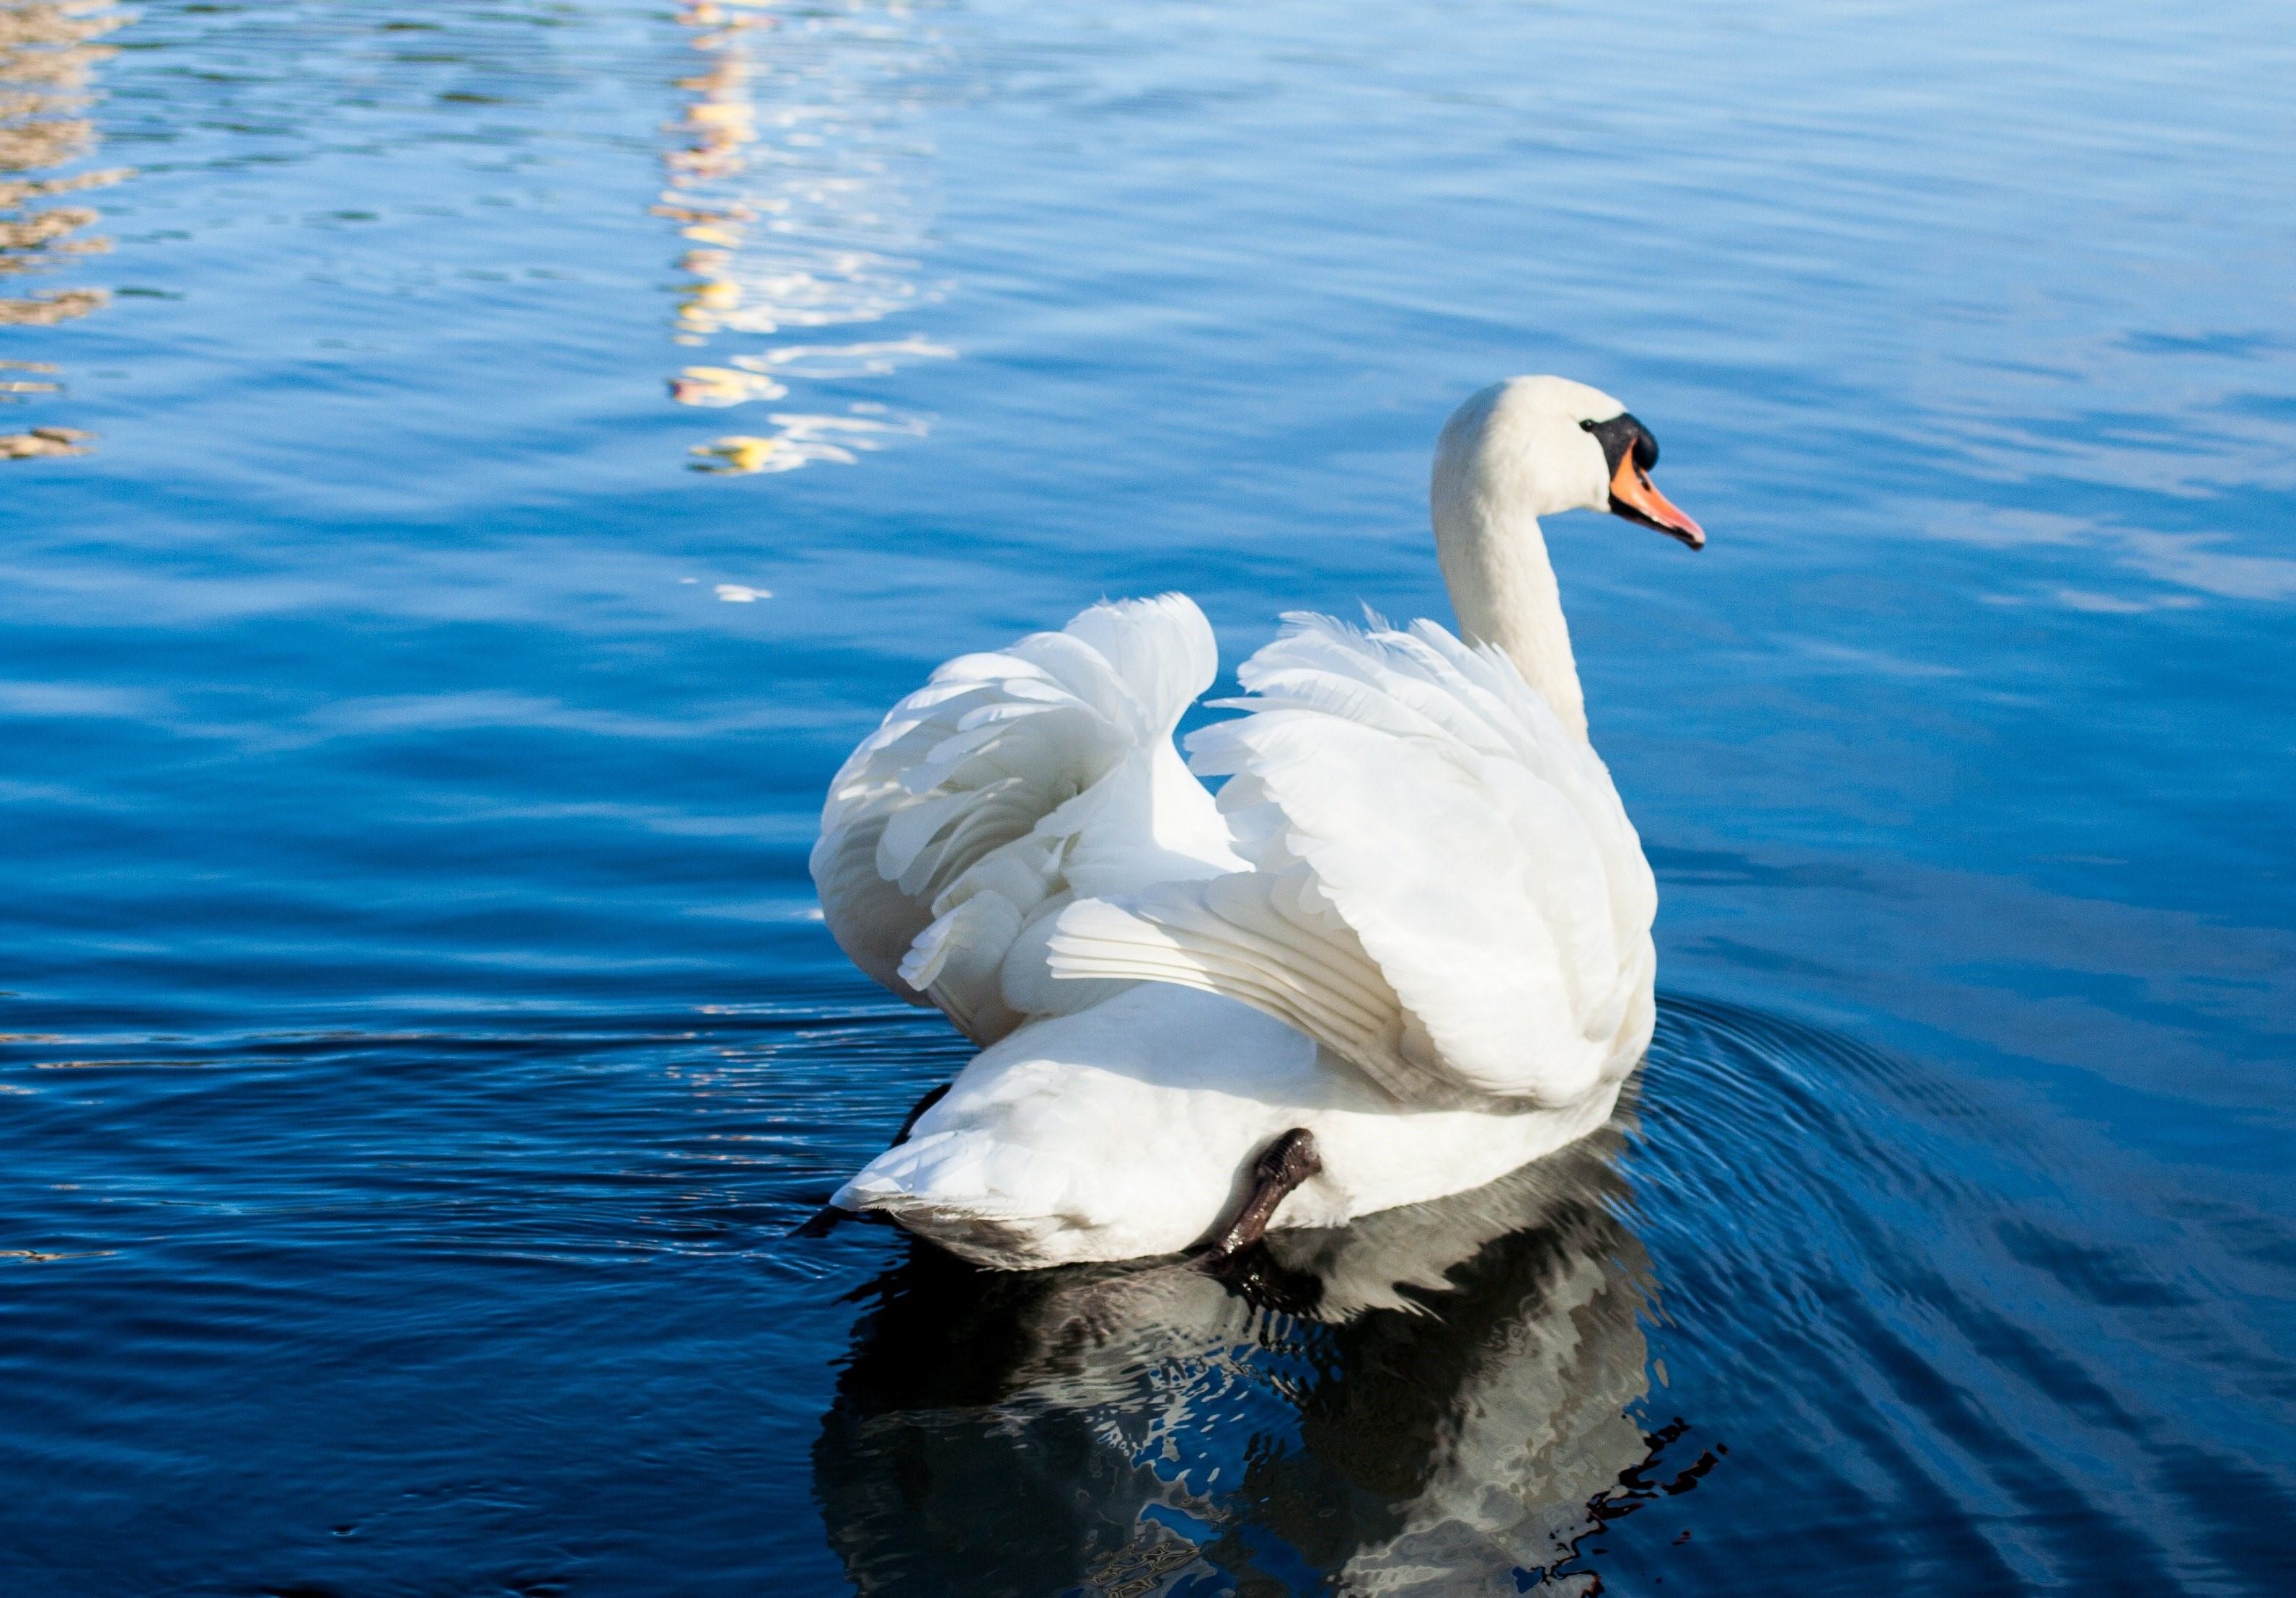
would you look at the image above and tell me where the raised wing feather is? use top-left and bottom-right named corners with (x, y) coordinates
top-left (1048, 614), bottom-right (1656, 1107)
top-left (811, 593), bottom-right (1238, 1045)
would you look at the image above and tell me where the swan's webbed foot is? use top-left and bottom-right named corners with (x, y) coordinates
top-left (1202, 1241), bottom-right (1325, 1315)
top-left (1202, 1127), bottom-right (1321, 1263)
top-left (790, 1204), bottom-right (853, 1238)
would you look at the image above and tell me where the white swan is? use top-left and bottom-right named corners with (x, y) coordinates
top-left (808, 376), bottom-right (1703, 1269)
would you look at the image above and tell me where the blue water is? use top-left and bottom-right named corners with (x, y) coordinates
top-left (5, 0), bottom-right (2294, 1592)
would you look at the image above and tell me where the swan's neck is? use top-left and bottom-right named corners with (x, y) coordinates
top-left (1432, 496), bottom-right (1588, 741)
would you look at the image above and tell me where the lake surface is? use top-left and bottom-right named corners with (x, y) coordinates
top-left (4, 0), bottom-right (2294, 1592)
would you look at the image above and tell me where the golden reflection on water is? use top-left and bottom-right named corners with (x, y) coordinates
top-left (0, 0), bottom-right (128, 462)
top-left (659, 0), bottom-right (948, 475)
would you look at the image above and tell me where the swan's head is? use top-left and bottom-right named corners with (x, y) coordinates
top-left (1433, 375), bottom-right (1705, 550)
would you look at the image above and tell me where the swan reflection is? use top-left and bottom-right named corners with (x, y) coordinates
top-left (0, 0), bottom-right (130, 462)
top-left (816, 1121), bottom-right (1677, 1595)
top-left (660, 0), bottom-right (948, 474)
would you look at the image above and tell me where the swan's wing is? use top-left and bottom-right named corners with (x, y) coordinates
top-left (1048, 614), bottom-right (1656, 1108)
top-left (811, 593), bottom-right (1237, 1046)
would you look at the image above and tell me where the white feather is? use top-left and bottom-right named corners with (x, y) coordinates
top-left (1047, 614), bottom-right (1656, 1108)
top-left (809, 593), bottom-right (1241, 1045)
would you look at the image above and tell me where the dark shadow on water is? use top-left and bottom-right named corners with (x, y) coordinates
top-left (812, 1118), bottom-right (1709, 1596)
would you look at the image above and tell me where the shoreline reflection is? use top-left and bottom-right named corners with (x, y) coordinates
top-left (0, 0), bottom-right (130, 462)
top-left (658, 0), bottom-right (948, 476)
top-left (815, 1120), bottom-right (1697, 1595)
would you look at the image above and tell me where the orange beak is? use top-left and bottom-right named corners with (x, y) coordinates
top-left (1609, 454), bottom-right (1705, 549)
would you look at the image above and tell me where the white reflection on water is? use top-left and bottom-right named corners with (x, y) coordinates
top-left (689, 406), bottom-right (929, 474)
top-left (658, 0), bottom-right (946, 475)
top-left (0, 0), bottom-right (130, 462)
top-left (1925, 503), bottom-right (2296, 611)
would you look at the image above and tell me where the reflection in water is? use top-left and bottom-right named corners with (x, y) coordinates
top-left (816, 1121), bottom-right (1711, 1595)
top-left (660, 0), bottom-right (948, 474)
top-left (0, 0), bottom-right (127, 460)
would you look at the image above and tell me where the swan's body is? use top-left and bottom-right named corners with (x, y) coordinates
top-left (811, 377), bottom-right (1703, 1269)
